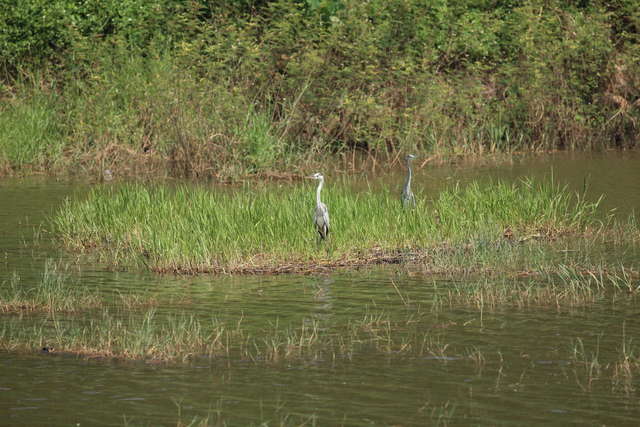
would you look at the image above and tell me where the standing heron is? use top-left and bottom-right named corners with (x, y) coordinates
top-left (401, 154), bottom-right (417, 208)
top-left (309, 173), bottom-right (330, 241)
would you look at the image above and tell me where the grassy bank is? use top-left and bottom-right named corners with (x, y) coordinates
top-left (1, 1), bottom-right (639, 178)
top-left (53, 179), bottom-right (605, 274)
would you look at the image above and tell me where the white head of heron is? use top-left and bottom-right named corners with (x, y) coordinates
top-left (405, 154), bottom-right (416, 162)
top-left (309, 172), bottom-right (324, 180)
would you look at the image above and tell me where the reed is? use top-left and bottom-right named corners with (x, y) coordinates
top-left (54, 179), bottom-right (601, 274)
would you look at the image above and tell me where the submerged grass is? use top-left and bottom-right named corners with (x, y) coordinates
top-left (0, 303), bottom-right (503, 365)
top-left (0, 307), bottom-right (418, 362)
top-left (0, 260), bottom-right (158, 314)
top-left (570, 323), bottom-right (640, 395)
top-left (123, 397), bottom-right (454, 427)
top-left (437, 265), bottom-right (640, 312)
top-left (1, 262), bottom-right (639, 372)
top-left (54, 179), bottom-right (603, 274)
top-left (3, 268), bottom-right (638, 367)
top-left (0, 260), bottom-right (101, 313)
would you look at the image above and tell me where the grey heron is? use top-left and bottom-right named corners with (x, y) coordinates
top-left (401, 154), bottom-right (417, 208)
top-left (309, 172), bottom-right (330, 240)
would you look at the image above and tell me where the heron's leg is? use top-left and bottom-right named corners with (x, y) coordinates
top-left (324, 235), bottom-right (333, 256)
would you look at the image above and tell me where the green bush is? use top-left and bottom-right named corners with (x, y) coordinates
top-left (0, 0), bottom-right (638, 176)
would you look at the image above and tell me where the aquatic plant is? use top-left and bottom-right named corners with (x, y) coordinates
top-left (0, 260), bottom-right (100, 313)
top-left (54, 179), bottom-right (601, 274)
top-left (2, 263), bottom-right (639, 375)
top-left (438, 265), bottom-right (639, 312)
top-left (0, 295), bottom-right (490, 368)
top-left (0, 260), bottom-right (159, 314)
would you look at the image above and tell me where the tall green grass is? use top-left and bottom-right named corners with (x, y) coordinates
top-left (0, 93), bottom-right (64, 171)
top-left (54, 179), bottom-right (601, 273)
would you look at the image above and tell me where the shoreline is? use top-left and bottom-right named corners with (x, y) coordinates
top-left (2, 148), bottom-right (638, 181)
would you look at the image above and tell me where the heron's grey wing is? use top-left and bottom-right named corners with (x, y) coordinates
top-left (313, 206), bottom-right (322, 228)
top-left (322, 204), bottom-right (330, 234)
top-left (314, 203), bottom-right (330, 238)
top-left (322, 203), bottom-right (329, 226)
top-left (314, 204), bottom-right (327, 226)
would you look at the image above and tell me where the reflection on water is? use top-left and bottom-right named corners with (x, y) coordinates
top-left (1, 152), bottom-right (640, 425)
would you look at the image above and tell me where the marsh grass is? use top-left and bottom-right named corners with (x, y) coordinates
top-left (439, 265), bottom-right (639, 312)
top-left (126, 407), bottom-right (319, 427)
top-left (3, 269), bottom-right (640, 373)
top-left (0, 260), bottom-right (101, 313)
top-left (10, 294), bottom-right (640, 374)
top-left (570, 324), bottom-right (640, 395)
top-left (54, 179), bottom-right (602, 274)
top-left (0, 260), bottom-right (160, 315)
top-left (142, 397), bottom-right (455, 427)
top-left (612, 332), bottom-right (639, 395)
top-left (0, 304), bottom-right (456, 363)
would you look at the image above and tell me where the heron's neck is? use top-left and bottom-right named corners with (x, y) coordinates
top-left (404, 162), bottom-right (413, 190)
top-left (316, 178), bottom-right (324, 206)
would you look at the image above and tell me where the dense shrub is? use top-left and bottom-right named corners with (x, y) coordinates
top-left (0, 0), bottom-right (638, 176)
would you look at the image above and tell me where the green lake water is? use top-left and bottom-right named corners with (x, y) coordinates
top-left (1, 151), bottom-right (639, 426)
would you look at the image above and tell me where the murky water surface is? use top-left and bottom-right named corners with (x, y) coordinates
top-left (1, 152), bottom-right (639, 425)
